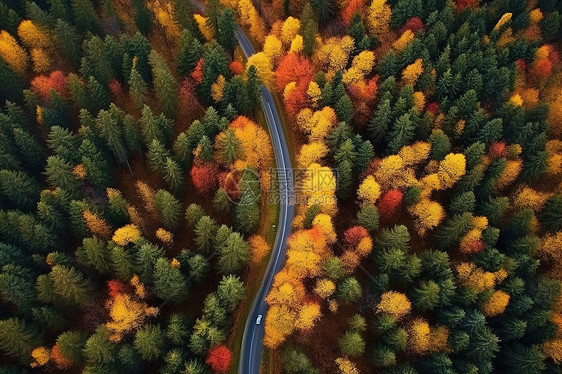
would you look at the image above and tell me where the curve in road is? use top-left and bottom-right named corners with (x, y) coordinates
top-left (236, 29), bottom-right (295, 374)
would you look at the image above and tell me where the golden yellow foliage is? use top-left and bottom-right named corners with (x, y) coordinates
top-left (494, 13), bottom-right (512, 31)
top-left (290, 34), bottom-right (304, 53)
top-left (542, 339), bottom-right (562, 364)
top-left (314, 278), bottom-right (336, 299)
top-left (30, 47), bottom-right (51, 73)
top-left (456, 262), bottom-right (501, 292)
top-left (377, 291), bottom-right (412, 319)
top-left (231, 116), bottom-right (274, 170)
top-left (312, 214), bottom-right (337, 244)
top-left (194, 14), bottom-right (213, 41)
top-left (238, 0), bottom-right (266, 43)
top-left (246, 52), bottom-right (273, 88)
top-left (83, 210), bottom-right (112, 239)
top-left (30, 347), bottom-right (50, 368)
top-left (17, 20), bottom-right (52, 48)
top-left (0, 30), bottom-right (29, 74)
top-left (263, 304), bottom-right (297, 348)
top-left (409, 198), bottom-right (445, 236)
top-left (513, 186), bottom-right (551, 211)
top-left (156, 228), bottom-right (173, 244)
top-left (399, 142), bottom-right (431, 166)
top-left (402, 59), bottom-right (423, 86)
top-left (430, 326), bottom-right (450, 352)
top-left (540, 232), bottom-right (562, 276)
top-left (106, 292), bottom-right (158, 342)
top-left (413, 91), bottom-right (425, 112)
top-left (366, 0), bottom-right (392, 37)
top-left (264, 35), bottom-right (284, 65)
top-left (307, 81), bottom-right (322, 107)
top-left (170, 258), bottom-right (180, 268)
top-left (335, 357), bottom-right (359, 374)
top-left (482, 290), bottom-right (510, 317)
top-left (281, 17), bottom-right (301, 45)
top-left (530, 8), bottom-right (544, 23)
top-left (300, 163), bottom-right (338, 216)
top-left (437, 153), bottom-right (466, 190)
top-left (315, 36), bottom-right (354, 74)
top-left (495, 159), bottom-right (522, 189)
top-left (509, 93), bottom-right (523, 107)
top-left (36, 105), bottom-right (43, 124)
top-left (329, 300), bottom-right (339, 313)
top-left (136, 181), bottom-right (157, 216)
top-left (296, 142), bottom-right (329, 168)
top-left (409, 318), bottom-right (431, 354)
top-left (357, 175), bottom-right (382, 205)
top-left (211, 75), bottom-right (226, 102)
top-left (249, 234), bottom-right (271, 263)
top-left (393, 30), bottom-right (414, 52)
top-left (343, 50), bottom-right (375, 84)
top-left (356, 236), bottom-right (373, 257)
top-left (112, 224), bottom-right (141, 246)
top-left (295, 302), bottom-right (322, 330)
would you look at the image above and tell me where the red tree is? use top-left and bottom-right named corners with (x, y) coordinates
top-left (274, 54), bottom-right (314, 92)
top-left (229, 60), bottom-right (244, 75)
top-left (107, 280), bottom-right (127, 298)
top-left (455, 0), bottom-right (480, 10)
top-left (344, 226), bottom-right (369, 246)
top-left (191, 58), bottom-right (204, 85)
top-left (31, 70), bottom-right (69, 100)
top-left (515, 58), bottom-right (526, 72)
top-left (341, 0), bottom-right (366, 26)
top-left (463, 239), bottom-right (485, 254)
top-left (426, 102), bottom-right (439, 115)
top-left (401, 17), bottom-right (425, 34)
top-left (191, 162), bottom-right (219, 194)
top-left (377, 189), bottom-right (403, 222)
top-left (206, 345), bottom-right (232, 373)
top-left (489, 141), bottom-right (508, 159)
top-left (109, 79), bottom-right (123, 96)
top-left (530, 58), bottom-right (552, 81)
top-left (283, 82), bottom-right (309, 121)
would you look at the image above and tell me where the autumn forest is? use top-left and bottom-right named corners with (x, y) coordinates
top-left (0, 0), bottom-right (561, 373)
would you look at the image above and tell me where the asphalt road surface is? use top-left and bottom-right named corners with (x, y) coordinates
top-left (235, 29), bottom-right (296, 374)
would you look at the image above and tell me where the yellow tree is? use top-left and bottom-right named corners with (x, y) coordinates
top-left (376, 291), bottom-right (412, 319)
top-left (30, 347), bottom-right (50, 368)
top-left (296, 142), bottom-right (328, 168)
top-left (295, 302), bottom-right (322, 330)
top-left (83, 210), bottom-right (112, 239)
top-left (211, 75), bottom-right (226, 102)
top-left (290, 35), bottom-right (304, 53)
top-left (482, 290), bottom-right (510, 317)
top-left (263, 304), bottom-right (297, 348)
top-left (31, 48), bottom-right (51, 73)
top-left (402, 59), bottom-right (423, 86)
top-left (307, 81), bottom-right (322, 107)
top-left (263, 35), bottom-right (284, 65)
top-left (437, 153), bottom-right (466, 190)
top-left (393, 30), bottom-right (414, 52)
top-left (409, 198), bottom-right (445, 235)
top-left (357, 175), bottom-right (381, 205)
top-left (343, 50), bottom-right (375, 84)
top-left (246, 52), bottom-right (273, 88)
top-left (398, 141), bottom-right (430, 166)
top-left (0, 30), bottom-right (29, 74)
top-left (249, 234), bottom-right (270, 263)
top-left (314, 278), bottom-right (335, 299)
top-left (312, 213), bottom-right (337, 244)
top-left (17, 20), bottom-right (52, 49)
top-left (335, 357), bottom-right (359, 374)
top-left (366, 0), bottom-right (392, 37)
top-left (495, 159), bottom-right (522, 189)
top-left (409, 318), bottom-right (431, 354)
top-left (281, 17), bottom-right (301, 45)
top-left (194, 14), bottom-right (213, 41)
top-left (112, 224), bottom-right (141, 246)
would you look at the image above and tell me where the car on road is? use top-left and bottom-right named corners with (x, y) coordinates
top-left (256, 315), bottom-right (263, 325)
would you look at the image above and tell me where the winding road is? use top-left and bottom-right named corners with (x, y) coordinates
top-left (235, 30), bottom-right (295, 374)
top-left (190, 2), bottom-right (294, 371)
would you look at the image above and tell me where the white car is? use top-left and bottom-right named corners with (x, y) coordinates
top-left (256, 314), bottom-right (263, 325)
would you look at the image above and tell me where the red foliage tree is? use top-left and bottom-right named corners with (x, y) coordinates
top-left (229, 60), bottom-right (244, 75)
top-left (401, 17), bottom-right (425, 34)
top-left (191, 58), bottom-right (204, 85)
top-left (344, 226), bottom-right (369, 246)
top-left (274, 54), bottom-right (314, 93)
top-left (283, 82), bottom-right (309, 121)
top-left (51, 343), bottom-right (72, 369)
top-left (530, 58), bottom-right (552, 81)
top-left (107, 280), bottom-right (127, 299)
top-left (31, 70), bottom-right (68, 100)
top-left (377, 189), bottom-right (403, 222)
top-left (426, 102), bottom-right (439, 115)
top-left (463, 239), bottom-right (485, 254)
top-left (191, 162), bottom-right (219, 194)
top-left (341, 0), bottom-right (367, 26)
top-left (455, 0), bottom-right (480, 10)
top-left (109, 79), bottom-right (123, 97)
top-left (489, 141), bottom-right (508, 159)
top-left (515, 58), bottom-right (526, 72)
top-left (206, 345), bottom-right (232, 373)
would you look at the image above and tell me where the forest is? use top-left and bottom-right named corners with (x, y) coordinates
top-left (0, 0), bottom-right (561, 373)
